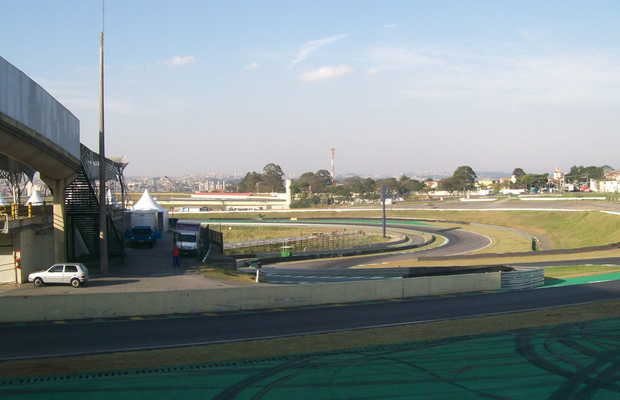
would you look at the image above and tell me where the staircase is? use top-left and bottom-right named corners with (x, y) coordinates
top-left (64, 166), bottom-right (124, 260)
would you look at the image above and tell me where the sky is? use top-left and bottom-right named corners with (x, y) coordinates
top-left (2, 1), bottom-right (620, 178)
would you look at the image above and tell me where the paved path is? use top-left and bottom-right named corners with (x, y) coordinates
top-left (0, 232), bottom-right (250, 296)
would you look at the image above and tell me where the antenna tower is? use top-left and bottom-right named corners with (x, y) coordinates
top-left (329, 148), bottom-right (336, 184)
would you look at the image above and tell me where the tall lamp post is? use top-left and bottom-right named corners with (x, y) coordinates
top-left (380, 184), bottom-right (387, 238)
top-left (98, 7), bottom-right (108, 273)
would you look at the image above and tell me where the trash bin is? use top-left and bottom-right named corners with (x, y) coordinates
top-left (280, 246), bottom-right (293, 257)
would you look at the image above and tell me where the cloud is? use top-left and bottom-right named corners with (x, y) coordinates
top-left (367, 47), bottom-right (442, 74)
top-left (299, 65), bottom-right (353, 82)
top-left (389, 50), bottom-right (620, 106)
top-left (243, 61), bottom-right (259, 71)
top-left (165, 56), bottom-right (197, 67)
top-left (292, 34), bottom-right (349, 65)
top-left (384, 24), bottom-right (397, 29)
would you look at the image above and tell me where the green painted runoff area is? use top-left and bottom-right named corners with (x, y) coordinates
top-left (542, 271), bottom-right (620, 288)
top-left (2, 318), bottom-right (620, 399)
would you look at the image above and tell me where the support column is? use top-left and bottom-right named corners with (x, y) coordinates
top-left (42, 176), bottom-right (68, 263)
top-left (52, 180), bottom-right (66, 262)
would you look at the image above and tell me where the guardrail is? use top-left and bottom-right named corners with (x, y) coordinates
top-left (235, 235), bottom-right (435, 266)
top-left (0, 204), bottom-right (52, 220)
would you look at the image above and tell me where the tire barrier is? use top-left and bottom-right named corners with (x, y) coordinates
top-left (501, 266), bottom-right (544, 290)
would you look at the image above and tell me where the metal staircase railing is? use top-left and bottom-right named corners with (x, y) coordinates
top-left (64, 166), bottom-right (124, 260)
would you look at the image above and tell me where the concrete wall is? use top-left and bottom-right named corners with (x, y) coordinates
top-left (0, 234), bottom-right (14, 283)
top-left (11, 227), bottom-right (54, 284)
top-left (0, 272), bottom-right (500, 322)
top-left (0, 56), bottom-right (79, 158)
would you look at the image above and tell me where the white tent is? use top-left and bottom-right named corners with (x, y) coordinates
top-left (106, 188), bottom-right (115, 205)
top-left (131, 189), bottom-right (168, 232)
top-left (26, 190), bottom-right (43, 205)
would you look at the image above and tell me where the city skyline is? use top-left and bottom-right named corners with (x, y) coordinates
top-left (2, 1), bottom-right (620, 176)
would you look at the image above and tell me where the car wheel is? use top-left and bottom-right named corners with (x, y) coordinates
top-left (33, 277), bottom-right (44, 287)
top-left (71, 278), bottom-right (81, 288)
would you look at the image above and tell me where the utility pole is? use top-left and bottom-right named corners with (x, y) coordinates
top-left (98, 2), bottom-right (109, 273)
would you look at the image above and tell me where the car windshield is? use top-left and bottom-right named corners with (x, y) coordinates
top-left (179, 234), bottom-right (196, 242)
top-left (133, 228), bottom-right (152, 235)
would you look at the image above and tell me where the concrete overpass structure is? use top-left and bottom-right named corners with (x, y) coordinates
top-left (0, 56), bottom-right (81, 272)
top-left (0, 56), bottom-right (126, 283)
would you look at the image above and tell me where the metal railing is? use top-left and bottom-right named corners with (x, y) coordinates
top-left (0, 204), bottom-right (52, 220)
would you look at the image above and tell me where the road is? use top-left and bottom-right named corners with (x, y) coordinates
top-left (2, 280), bottom-right (620, 361)
top-left (266, 222), bottom-right (490, 270)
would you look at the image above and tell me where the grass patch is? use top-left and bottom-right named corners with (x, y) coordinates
top-left (3, 299), bottom-right (620, 379)
top-left (191, 209), bottom-right (620, 250)
top-left (352, 247), bottom-right (620, 268)
top-left (544, 264), bottom-right (620, 279)
top-left (430, 222), bottom-right (532, 254)
top-left (215, 225), bottom-right (342, 243)
top-left (463, 225), bottom-right (531, 254)
top-left (388, 210), bottom-right (620, 249)
top-left (198, 266), bottom-right (255, 282)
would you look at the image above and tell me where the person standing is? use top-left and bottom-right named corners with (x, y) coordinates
top-left (172, 246), bottom-right (180, 270)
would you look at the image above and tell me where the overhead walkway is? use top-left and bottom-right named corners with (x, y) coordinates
top-left (0, 56), bottom-right (126, 281)
top-left (0, 56), bottom-right (81, 179)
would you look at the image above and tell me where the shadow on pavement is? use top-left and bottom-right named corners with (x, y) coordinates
top-left (84, 279), bottom-right (141, 287)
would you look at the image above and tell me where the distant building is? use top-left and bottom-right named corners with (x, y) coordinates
top-left (590, 170), bottom-right (620, 193)
top-left (159, 180), bottom-right (293, 211)
top-left (424, 180), bottom-right (439, 190)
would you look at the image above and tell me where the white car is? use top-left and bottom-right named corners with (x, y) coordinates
top-left (28, 263), bottom-right (89, 288)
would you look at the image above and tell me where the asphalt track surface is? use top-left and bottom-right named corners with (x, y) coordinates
top-left (266, 221), bottom-right (491, 270)
top-left (2, 279), bottom-right (620, 361)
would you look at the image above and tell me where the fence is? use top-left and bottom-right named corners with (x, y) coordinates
top-left (225, 231), bottom-right (391, 256)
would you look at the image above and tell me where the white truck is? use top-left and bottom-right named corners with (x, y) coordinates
top-left (173, 220), bottom-right (202, 255)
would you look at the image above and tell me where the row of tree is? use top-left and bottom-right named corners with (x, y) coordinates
top-left (291, 173), bottom-right (427, 207)
top-left (564, 165), bottom-right (612, 183)
top-left (237, 163), bottom-right (286, 192)
top-left (234, 163), bottom-right (615, 198)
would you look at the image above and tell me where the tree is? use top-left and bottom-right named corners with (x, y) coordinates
top-left (512, 168), bottom-right (526, 178)
top-left (451, 165), bottom-right (477, 192)
top-left (262, 163), bottom-right (285, 192)
top-left (294, 169), bottom-right (332, 193)
top-left (238, 163), bottom-right (286, 193)
top-left (238, 171), bottom-right (264, 192)
top-left (0, 157), bottom-right (33, 203)
top-left (398, 175), bottom-right (425, 196)
top-left (565, 165), bottom-right (613, 183)
top-left (375, 178), bottom-right (399, 198)
top-left (520, 173), bottom-right (549, 190)
top-left (438, 177), bottom-right (459, 193)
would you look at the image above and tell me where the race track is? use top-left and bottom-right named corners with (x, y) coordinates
top-left (2, 279), bottom-right (620, 361)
